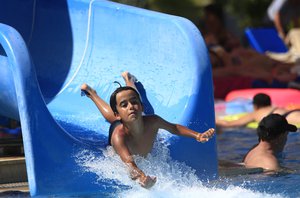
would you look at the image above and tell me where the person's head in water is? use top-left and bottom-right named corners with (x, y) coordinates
top-left (110, 86), bottom-right (142, 115)
top-left (253, 93), bottom-right (271, 109)
top-left (257, 114), bottom-right (297, 144)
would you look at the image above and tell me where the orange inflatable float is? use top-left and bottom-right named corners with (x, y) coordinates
top-left (225, 88), bottom-right (300, 110)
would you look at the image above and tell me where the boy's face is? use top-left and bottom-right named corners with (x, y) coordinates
top-left (115, 90), bottom-right (143, 122)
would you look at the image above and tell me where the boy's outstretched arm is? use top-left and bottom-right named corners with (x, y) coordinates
top-left (111, 132), bottom-right (156, 188)
top-left (153, 115), bottom-right (215, 142)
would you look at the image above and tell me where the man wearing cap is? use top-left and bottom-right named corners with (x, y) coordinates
top-left (243, 113), bottom-right (298, 171)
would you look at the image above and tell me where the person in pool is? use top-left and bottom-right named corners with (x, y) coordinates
top-left (81, 71), bottom-right (215, 189)
top-left (216, 93), bottom-right (300, 128)
top-left (243, 113), bottom-right (298, 172)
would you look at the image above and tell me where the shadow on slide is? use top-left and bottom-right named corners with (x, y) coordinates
top-left (0, 0), bottom-right (217, 196)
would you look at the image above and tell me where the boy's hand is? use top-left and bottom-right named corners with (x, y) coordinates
top-left (196, 128), bottom-right (215, 143)
top-left (128, 166), bottom-right (156, 189)
top-left (139, 175), bottom-right (157, 189)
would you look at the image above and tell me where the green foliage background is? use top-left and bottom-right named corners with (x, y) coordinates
top-left (112, 0), bottom-right (273, 31)
top-left (221, 0), bottom-right (273, 28)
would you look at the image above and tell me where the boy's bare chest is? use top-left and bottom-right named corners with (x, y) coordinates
top-left (127, 127), bottom-right (158, 156)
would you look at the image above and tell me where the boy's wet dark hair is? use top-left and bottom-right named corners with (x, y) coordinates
top-left (109, 86), bottom-right (142, 114)
top-left (257, 114), bottom-right (297, 141)
top-left (253, 93), bottom-right (271, 108)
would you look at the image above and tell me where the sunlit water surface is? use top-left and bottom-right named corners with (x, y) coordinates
top-left (3, 127), bottom-right (299, 198)
top-left (72, 127), bottom-right (299, 198)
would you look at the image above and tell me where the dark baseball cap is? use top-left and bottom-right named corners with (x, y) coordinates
top-left (257, 114), bottom-right (298, 141)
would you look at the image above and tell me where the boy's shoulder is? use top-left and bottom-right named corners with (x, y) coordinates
top-left (143, 114), bottom-right (162, 125)
top-left (142, 114), bottom-right (160, 120)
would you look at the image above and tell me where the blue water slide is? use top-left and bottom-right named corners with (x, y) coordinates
top-left (0, 0), bottom-right (217, 196)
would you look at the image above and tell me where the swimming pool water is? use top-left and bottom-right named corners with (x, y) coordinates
top-left (215, 128), bottom-right (300, 198)
top-left (69, 127), bottom-right (298, 198)
top-left (3, 127), bottom-right (299, 198)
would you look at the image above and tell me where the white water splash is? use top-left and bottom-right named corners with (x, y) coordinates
top-left (75, 140), bottom-right (285, 198)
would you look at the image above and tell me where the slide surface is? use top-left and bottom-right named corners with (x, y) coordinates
top-left (0, 0), bottom-right (217, 196)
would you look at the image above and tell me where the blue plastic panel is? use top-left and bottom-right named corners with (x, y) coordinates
top-left (245, 27), bottom-right (288, 53)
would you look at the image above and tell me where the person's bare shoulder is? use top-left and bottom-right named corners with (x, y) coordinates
top-left (260, 155), bottom-right (280, 171)
top-left (142, 114), bottom-right (160, 123)
top-left (245, 152), bottom-right (280, 171)
top-left (111, 124), bottom-right (127, 145)
top-left (142, 114), bottom-right (162, 131)
top-left (273, 107), bottom-right (288, 115)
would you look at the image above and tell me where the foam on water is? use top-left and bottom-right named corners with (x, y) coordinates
top-left (75, 136), bottom-right (286, 198)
